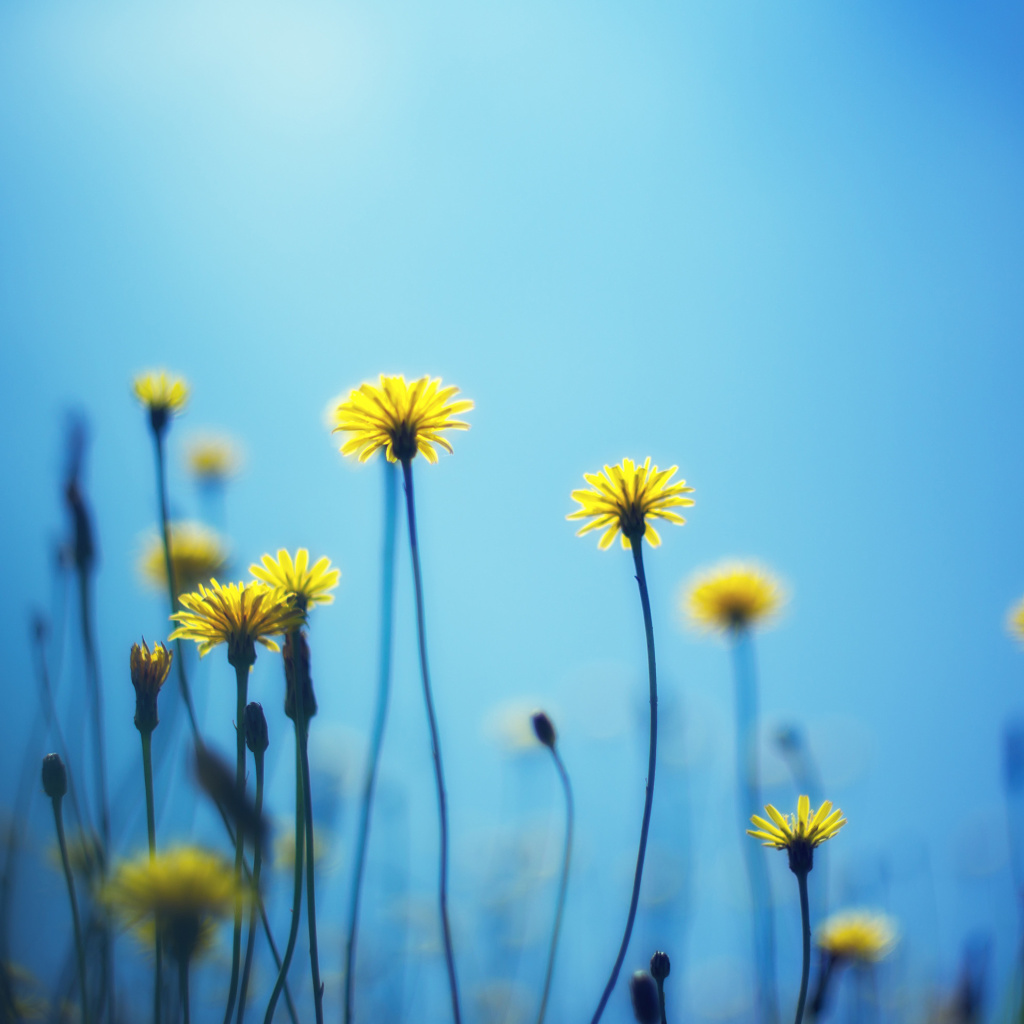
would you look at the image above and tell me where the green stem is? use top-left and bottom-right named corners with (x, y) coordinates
top-left (264, 718), bottom-right (306, 1024)
top-left (732, 632), bottom-right (779, 1024)
top-left (152, 428), bottom-right (201, 739)
top-left (655, 977), bottom-right (667, 1024)
top-left (794, 870), bottom-right (811, 1024)
top-left (589, 538), bottom-right (659, 1024)
top-left (344, 459), bottom-right (398, 1024)
top-left (53, 796), bottom-right (90, 1024)
top-left (401, 458), bottom-right (462, 1024)
top-left (222, 661), bottom-right (250, 1024)
top-left (237, 745), bottom-right (265, 1024)
top-left (299, 712), bottom-right (324, 1023)
top-left (179, 958), bottom-right (191, 1024)
top-left (141, 731), bottom-right (162, 1024)
top-left (535, 746), bottom-right (573, 1024)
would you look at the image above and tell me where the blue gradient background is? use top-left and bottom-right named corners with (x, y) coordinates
top-left (2, 1), bottom-right (1023, 1020)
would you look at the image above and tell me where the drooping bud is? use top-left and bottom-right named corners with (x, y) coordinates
top-left (650, 950), bottom-right (670, 982)
top-left (283, 631), bottom-right (318, 722)
top-left (531, 711), bottom-right (556, 749)
top-left (130, 639), bottom-right (172, 734)
top-left (629, 971), bottom-right (660, 1024)
top-left (42, 753), bottom-right (68, 800)
top-left (245, 702), bottom-right (269, 754)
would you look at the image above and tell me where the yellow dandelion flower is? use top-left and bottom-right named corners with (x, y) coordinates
top-left (1008, 596), bottom-right (1024, 643)
top-left (331, 374), bottom-right (473, 464)
top-left (185, 434), bottom-right (242, 483)
top-left (130, 639), bottom-right (172, 733)
top-left (104, 846), bottom-right (242, 964)
top-left (686, 562), bottom-right (785, 632)
top-left (567, 457), bottom-right (695, 550)
top-left (169, 580), bottom-right (304, 665)
top-left (138, 522), bottom-right (230, 598)
top-left (817, 910), bottom-right (897, 963)
top-left (133, 370), bottom-right (189, 431)
top-left (748, 795), bottom-right (846, 873)
top-left (249, 549), bottom-right (340, 614)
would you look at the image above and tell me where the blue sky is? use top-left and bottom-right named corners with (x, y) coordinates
top-left (2, 1), bottom-right (1023, 1019)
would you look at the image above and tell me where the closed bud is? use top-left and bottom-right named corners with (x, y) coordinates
top-left (245, 702), bottom-right (269, 754)
top-left (41, 753), bottom-right (67, 800)
top-left (531, 711), bottom-right (556, 749)
top-left (130, 639), bottom-right (172, 734)
top-left (283, 632), bottom-right (318, 722)
top-left (650, 950), bottom-right (670, 981)
top-left (629, 971), bottom-right (660, 1024)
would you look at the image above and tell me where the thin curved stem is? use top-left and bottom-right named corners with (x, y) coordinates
top-left (152, 429), bottom-right (201, 739)
top-left (401, 458), bottom-right (462, 1024)
top-left (141, 731), bottom-right (162, 1024)
top-left (53, 796), bottom-right (90, 1024)
top-left (344, 459), bottom-right (398, 1024)
top-left (237, 745), bottom-right (265, 1024)
top-left (590, 538), bottom-right (658, 1024)
top-left (264, 718), bottom-right (306, 1024)
top-left (223, 661), bottom-right (251, 1024)
top-left (535, 746), bottom-right (573, 1024)
top-left (794, 870), bottom-right (811, 1024)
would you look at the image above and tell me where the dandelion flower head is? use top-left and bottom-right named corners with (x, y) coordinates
top-left (138, 521), bottom-right (229, 598)
top-left (250, 549), bottom-right (340, 614)
top-left (130, 639), bottom-right (172, 733)
top-left (332, 374), bottom-right (473, 464)
top-left (185, 434), bottom-right (242, 483)
top-left (817, 910), bottom-right (897, 963)
top-left (1008, 595), bottom-right (1024, 643)
top-left (567, 457), bottom-right (694, 550)
top-left (169, 580), bottom-right (304, 665)
top-left (748, 795), bottom-right (846, 873)
top-left (132, 370), bottom-right (189, 432)
top-left (104, 846), bottom-right (242, 963)
top-left (687, 562), bottom-right (785, 632)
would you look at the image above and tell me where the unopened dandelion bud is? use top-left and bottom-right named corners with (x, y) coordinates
top-left (130, 639), bottom-right (172, 734)
top-left (283, 631), bottom-right (318, 722)
top-left (531, 711), bottom-right (557, 749)
top-left (245, 702), bottom-right (269, 754)
top-left (629, 971), bottom-right (660, 1024)
top-left (649, 950), bottom-right (670, 981)
top-left (42, 753), bottom-right (67, 800)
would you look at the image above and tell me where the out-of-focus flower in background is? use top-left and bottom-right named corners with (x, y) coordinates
top-left (138, 521), bottom-right (230, 598)
top-left (184, 433), bottom-right (243, 485)
top-left (817, 910), bottom-right (897, 963)
top-left (132, 370), bottom-right (189, 434)
top-left (686, 562), bottom-right (785, 633)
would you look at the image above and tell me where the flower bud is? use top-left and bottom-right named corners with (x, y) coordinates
top-left (650, 950), bottom-right (670, 982)
top-left (629, 971), bottom-right (660, 1024)
top-left (245, 702), bottom-right (269, 754)
top-left (130, 639), bottom-right (172, 734)
top-left (531, 711), bottom-right (556, 749)
top-left (41, 753), bottom-right (67, 800)
top-left (283, 632), bottom-right (318, 722)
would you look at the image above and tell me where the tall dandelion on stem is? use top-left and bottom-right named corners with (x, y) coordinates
top-left (134, 371), bottom-right (203, 739)
top-left (333, 373), bottom-right (473, 1024)
top-left (688, 562), bottom-right (785, 1024)
top-left (169, 580), bottom-right (303, 1023)
top-left (43, 754), bottom-right (90, 1024)
top-left (748, 796), bottom-right (847, 1024)
top-left (567, 456), bottom-right (695, 1024)
top-left (343, 459), bottom-right (399, 1024)
top-left (530, 712), bottom-right (574, 1024)
top-left (251, 549), bottom-right (339, 1024)
top-left (130, 640), bottom-right (173, 1024)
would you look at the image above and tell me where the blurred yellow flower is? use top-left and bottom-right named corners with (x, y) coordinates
top-left (169, 580), bottom-right (304, 664)
top-left (567, 457), bottom-right (694, 550)
top-left (686, 562), bottom-right (784, 632)
top-left (138, 521), bottom-right (229, 597)
top-left (184, 434), bottom-right (242, 483)
top-left (133, 371), bottom-right (189, 424)
top-left (332, 374), bottom-right (473, 464)
top-left (748, 795), bottom-right (846, 863)
top-left (250, 549), bottom-right (340, 614)
top-left (104, 847), bottom-right (242, 963)
top-left (1008, 596), bottom-right (1024, 642)
top-left (817, 910), bottom-right (897, 962)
